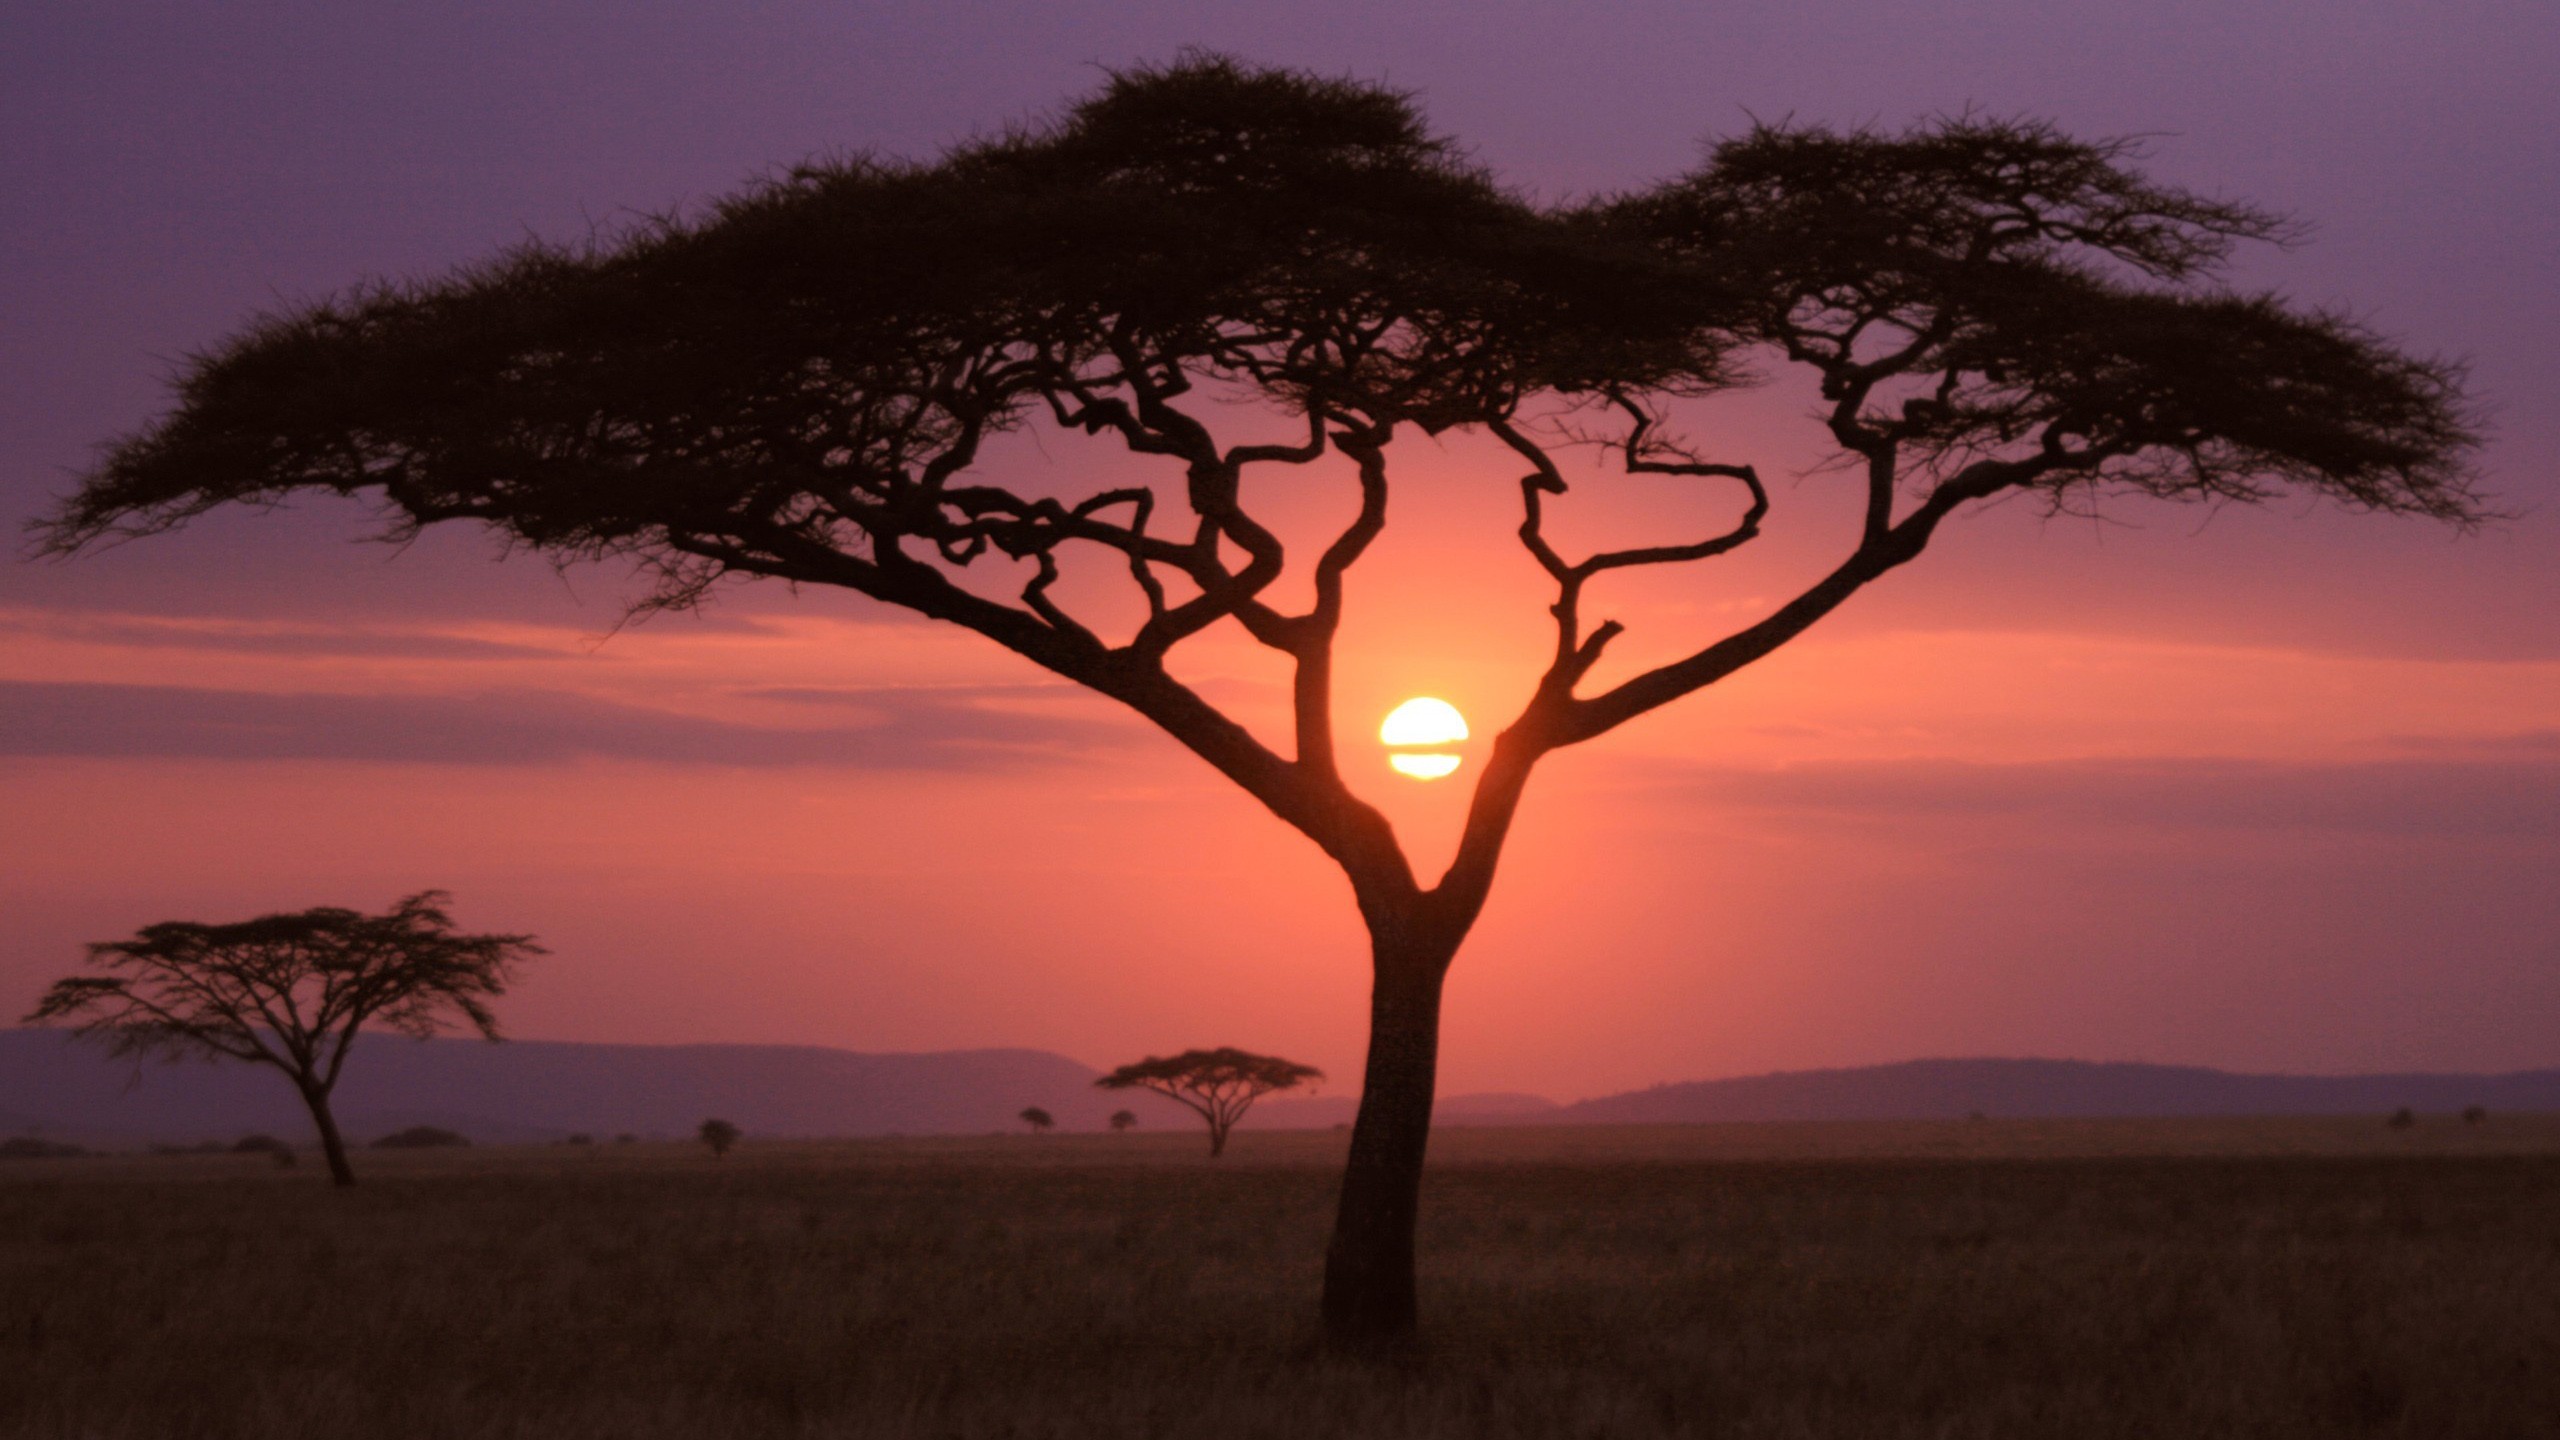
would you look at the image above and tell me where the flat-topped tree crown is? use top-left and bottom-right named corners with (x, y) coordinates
top-left (1600, 117), bottom-right (2477, 522)
top-left (24, 892), bottom-right (540, 1187)
top-left (34, 60), bottom-right (2483, 1347)
top-left (1097, 1047), bottom-right (1323, 1157)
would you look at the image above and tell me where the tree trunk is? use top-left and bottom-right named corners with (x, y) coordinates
top-left (298, 1082), bottom-right (355, 1187)
top-left (1208, 1119), bottom-right (1229, 1158)
top-left (1321, 917), bottom-right (1455, 1351)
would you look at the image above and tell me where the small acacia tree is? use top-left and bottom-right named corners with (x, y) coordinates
top-left (1108, 1109), bottom-right (1139, 1133)
top-left (23, 891), bottom-right (538, 1186)
top-left (35, 59), bottom-right (2480, 1344)
top-left (1098, 1048), bottom-right (1323, 1157)
top-left (1018, 1106), bottom-right (1056, 1134)
top-left (698, 1117), bottom-right (742, 1156)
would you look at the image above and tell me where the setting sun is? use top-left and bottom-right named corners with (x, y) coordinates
top-left (1381, 698), bottom-right (1468, 780)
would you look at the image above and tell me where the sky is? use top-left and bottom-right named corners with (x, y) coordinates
top-left (4, 1), bottom-right (2556, 1101)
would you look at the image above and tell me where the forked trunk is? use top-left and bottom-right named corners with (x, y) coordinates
top-left (298, 1081), bottom-right (355, 1187)
top-left (1320, 916), bottom-right (1456, 1350)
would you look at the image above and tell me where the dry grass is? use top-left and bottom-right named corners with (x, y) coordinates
top-left (6, 1117), bottom-right (2559, 1439)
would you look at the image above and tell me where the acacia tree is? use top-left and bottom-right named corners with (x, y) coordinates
top-left (23, 891), bottom-right (539, 1186)
top-left (35, 60), bottom-right (2479, 1345)
top-left (699, 1117), bottom-right (742, 1156)
top-left (1019, 1106), bottom-right (1056, 1134)
top-left (1097, 1048), bottom-right (1323, 1157)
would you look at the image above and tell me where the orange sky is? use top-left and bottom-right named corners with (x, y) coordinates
top-left (7, 403), bottom-right (2558, 1097)
top-left (5, 3), bottom-right (2557, 1099)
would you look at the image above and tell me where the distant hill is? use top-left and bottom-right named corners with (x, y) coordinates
top-left (10, 1033), bottom-right (2549, 1150)
top-left (0, 1030), bottom-right (1547, 1149)
top-left (1558, 1057), bottom-right (2560, 1125)
top-left (0, 1030), bottom-right (1180, 1147)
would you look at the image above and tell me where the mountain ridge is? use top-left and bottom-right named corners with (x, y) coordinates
top-left (6, 1031), bottom-right (2552, 1147)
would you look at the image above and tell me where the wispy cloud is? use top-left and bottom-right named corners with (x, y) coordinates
top-left (0, 681), bottom-right (1139, 769)
top-left (1666, 755), bottom-right (2560, 840)
top-left (0, 608), bottom-right (564, 661)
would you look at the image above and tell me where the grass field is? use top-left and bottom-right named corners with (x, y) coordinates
top-left (6, 1116), bottom-right (2559, 1439)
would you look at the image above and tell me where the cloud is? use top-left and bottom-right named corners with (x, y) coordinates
top-left (2381, 729), bottom-right (2560, 757)
top-left (1667, 755), bottom-right (2560, 840)
top-left (0, 609), bottom-right (560, 661)
top-left (0, 680), bottom-right (1138, 769)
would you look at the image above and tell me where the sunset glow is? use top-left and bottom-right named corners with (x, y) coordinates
top-left (1, 6), bottom-right (2553, 1114)
top-left (1388, 753), bottom-right (1461, 780)
top-left (1380, 698), bottom-right (1467, 747)
top-left (1381, 698), bottom-right (1468, 780)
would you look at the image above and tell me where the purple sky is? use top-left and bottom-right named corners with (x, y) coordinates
top-left (4, 2), bottom-right (2555, 1097)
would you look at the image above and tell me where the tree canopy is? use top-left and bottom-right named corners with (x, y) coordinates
top-left (1097, 1047), bottom-right (1324, 1157)
top-left (25, 891), bottom-right (540, 1185)
top-left (35, 55), bottom-right (2483, 1343)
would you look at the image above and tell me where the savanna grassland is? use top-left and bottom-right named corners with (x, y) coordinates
top-left (6, 1118), bottom-right (2559, 1439)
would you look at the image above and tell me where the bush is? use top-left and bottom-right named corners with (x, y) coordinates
top-left (2386, 1108), bottom-right (2417, 1131)
top-left (232, 1134), bottom-right (296, 1167)
top-left (372, 1126), bottom-right (471, 1150)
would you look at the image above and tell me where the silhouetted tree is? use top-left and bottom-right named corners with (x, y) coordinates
top-left (1108, 1109), bottom-right (1140, 1133)
top-left (2462, 1105), bottom-right (2488, 1126)
top-left (23, 892), bottom-right (537, 1187)
top-left (697, 1118), bottom-right (742, 1156)
top-left (2388, 1108), bottom-right (2418, 1131)
top-left (1097, 1048), bottom-right (1322, 1157)
top-left (1019, 1106), bottom-right (1056, 1134)
top-left (34, 59), bottom-right (2482, 1347)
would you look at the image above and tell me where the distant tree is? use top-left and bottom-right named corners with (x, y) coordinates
top-left (1097, 1048), bottom-right (1323, 1158)
top-left (0, 1137), bottom-right (87, 1161)
top-left (2462, 1105), bottom-right (2488, 1126)
top-left (698, 1118), bottom-right (742, 1157)
top-left (1108, 1109), bottom-right (1140, 1133)
top-left (231, 1133), bottom-right (296, 1168)
top-left (371, 1125), bottom-right (470, 1150)
top-left (1019, 1107), bottom-right (1056, 1135)
top-left (2387, 1108), bottom-right (2418, 1130)
top-left (22, 891), bottom-right (538, 1188)
top-left (36, 58), bottom-right (2483, 1347)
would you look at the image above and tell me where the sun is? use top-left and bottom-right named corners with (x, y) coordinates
top-left (1380, 697), bottom-right (1468, 780)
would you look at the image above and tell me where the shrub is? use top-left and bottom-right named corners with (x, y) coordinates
top-left (232, 1134), bottom-right (296, 1167)
top-left (372, 1126), bottom-right (471, 1150)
